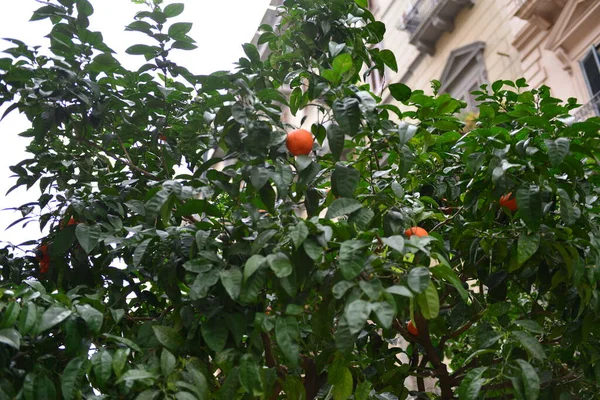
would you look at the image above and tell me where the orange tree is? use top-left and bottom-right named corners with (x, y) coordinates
top-left (1, 0), bottom-right (600, 398)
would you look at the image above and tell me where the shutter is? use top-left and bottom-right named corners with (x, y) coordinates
top-left (581, 47), bottom-right (600, 96)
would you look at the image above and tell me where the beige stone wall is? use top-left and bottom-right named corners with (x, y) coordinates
top-left (375, 0), bottom-right (524, 96)
top-left (511, 0), bottom-right (600, 106)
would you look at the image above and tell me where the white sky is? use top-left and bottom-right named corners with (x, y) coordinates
top-left (0, 0), bottom-right (270, 247)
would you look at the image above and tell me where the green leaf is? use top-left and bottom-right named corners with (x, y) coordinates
top-left (18, 302), bottom-right (37, 335)
top-left (1, 301), bottom-right (20, 327)
top-left (354, 0), bottom-right (368, 7)
top-left (512, 331), bottom-right (545, 361)
top-left (333, 53), bottom-right (353, 75)
top-left (271, 163), bottom-right (293, 198)
top-left (153, 325), bottom-right (184, 352)
top-left (267, 252), bottom-right (292, 278)
top-left (345, 299), bottom-right (371, 335)
top-left (116, 369), bottom-right (157, 383)
top-left (242, 43), bottom-right (261, 63)
top-left (513, 320), bottom-right (544, 334)
top-left (430, 263), bottom-right (469, 300)
top-left (201, 320), bottom-right (229, 352)
top-left (385, 285), bottom-right (413, 297)
top-left (136, 390), bottom-right (160, 400)
top-left (332, 164), bottom-right (360, 198)
top-left (168, 22), bottom-right (193, 39)
top-left (249, 165), bottom-right (270, 189)
top-left (333, 98), bottom-right (361, 136)
top-left (332, 367), bottom-right (353, 400)
top-left (61, 357), bottom-right (88, 400)
top-left (275, 317), bottom-right (300, 365)
top-left (378, 49), bottom-right (397, 72)
top-left (112, 348), bottom-right (130, 377)
top-left (220, 268), bottom-right (242, 300)
top-left (134, 238), bottom-right (153, 267)
top-left (91, 350), bottom-right (112, 387)
top-left (355, 381), bottom-right (372, 400)
top-left (516, 185), bottom-right (542, 231)
top-left (457, 367), bottom-right (487, 400)
top-left (104, 333), bottom-right (141, 352)
top-left (407, 267), bottom-right (430, 293)
top-left (0, 328), bottom-right (20, 349)
top-left (557, 188), bottom-right (577, 225)
top-left (397, 145), bottom-right (414, 177)
top-left (545, 137), bottom-right (569, 166)
top-left (244, 254), bottom-right (265, 281)
top-left (515, 359), bottom-right (540, 400)
top-left (339, 240), bottom-right (368, 279)
top-left (325, 198), bottom-right (362, 219)
top-left (239, 354), bottom-right (263, 396)
top-left (125, 44), bottom-right (161, 56)
top-left (289, 221), bottom-right (309, 248)
top-left (38, 306), bottom-right (72, 333)
top-left (145, 189), bottom-right (170, 218)
top-left (516, 232), bottom-right (540, 268)
top-left (161, 349), bottom-right (176, 376)
top-left (417, 282), bottom-right (439, 319)
top-left (327, 124), bottom-right (345, 161)
top-left (34, 375), bottom-right (57, 400)
top-left (371, 301), bottom-right (396, 329)
top-left (75, 304), bottom-right (103, 333)
top-left (164, 3), bottom-right (184, 18)
top-left (381, 235), bottom-right (404, 253)
top-left (333, 281), bottom-right (356, 299)
top-left (388, 83), bottom-right (411, 102)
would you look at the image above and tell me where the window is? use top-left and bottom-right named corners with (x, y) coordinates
top-left (439, 42), bottom-right (487, 111)
top-left (580, 45), bottom-right (600, 116)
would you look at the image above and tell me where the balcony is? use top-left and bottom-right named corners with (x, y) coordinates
top-left (400, 0), bottom-right (474, 55)
top-left (511, 0), bottom-right (565, 24)
top-left (573, 91), bottom-right (600, 122)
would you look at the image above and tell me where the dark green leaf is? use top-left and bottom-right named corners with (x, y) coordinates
top-left (517, 232), bottom-right (540, 268)
top-left (339, 240), bottom-right (367, 279)
top-left (417, 282), bottom-right (439, 319)
top-left (325, 198), bottom-right (362, 219)
top-left (61, 357), bottom-right (87, 400)
top-left (201, 320), bottom-right (228, 352)
top-left (153, 326), bottom-right (184, 352)
top-left (333, 98), bottom-right (361, 136)
top-left (327, 124), bottom-right (345, 161)
top-left (0, 328), bottom-right (20, 350)
top-left (388, 83), bottom-right (411, 102)
top-left (512, 331), bottom-right (545, 361)
top-left (267, 252), bottom-right (292, 278)
top-left (38, 307), bottom-right (72, 333)
top-left (515, 359), bottom-right (540, 400)
top-left (344, 299), bottom-right (371, 334)
top-left (516, 185), bottom-right (542, 231)
top-left (275, 317), bottom-right (300, 365)
top-left (407, 267), bottom-right (430, 293)
top-left (332, 164), bottom-right (360, 198)
top-left (220, 268), bottom-right (242, 300)
top-left (164, 3), bottom-right (184, 18)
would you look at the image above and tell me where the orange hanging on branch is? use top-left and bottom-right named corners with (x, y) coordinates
top-left (286, 128), bottom-right (313, 156)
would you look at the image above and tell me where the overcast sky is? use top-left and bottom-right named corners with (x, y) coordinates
top-left (0, 0), bottom-right (270, 248)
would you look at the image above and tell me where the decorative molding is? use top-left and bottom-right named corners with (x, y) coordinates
top-left (546, 0), bottom-right (599, 52)
top-left (439, 41), bottom-right (486, 93)
top-left (555, 46), bottom-right (573, 75)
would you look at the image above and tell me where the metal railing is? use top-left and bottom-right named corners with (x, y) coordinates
top-left (401, 0), bottom-right (441, 34)
top-left (573, 91), bottom-right (600, 122)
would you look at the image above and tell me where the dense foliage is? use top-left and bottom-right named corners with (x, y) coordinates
top-left (2, 0), bottom-right (600, 398)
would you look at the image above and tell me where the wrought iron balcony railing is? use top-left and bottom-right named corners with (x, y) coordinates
top-left (573, 91), bottom-right (600, 122)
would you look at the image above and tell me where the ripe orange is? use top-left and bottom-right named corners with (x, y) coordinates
top-left (159, 133), bottom-right (167, 141)
top-left (405, 227), bottom-right (428, 237)
top-left (36, 244), bottom-right (50, 274)
top-left (499, 193), bottom-right (518, 212)
top-left (407, 320), bottom-right (419, 336)
top-left (286, 129), bottom-right (313, 156)
top-left (67, 217), bottom-right (78, 226)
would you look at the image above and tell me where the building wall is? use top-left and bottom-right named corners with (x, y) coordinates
top-left (511, 0), bottom-right (600, 107)
top-left (375, 0), bottom-right (525, 97)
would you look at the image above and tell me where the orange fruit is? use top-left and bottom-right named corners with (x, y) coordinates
top-left (36, 244), bottom-right (50, 274)
top-left (405, 227), bottom-right (428, 237)
top-left (499, 193), bottom-right (518, 212)
top-left (67, 217), bottom-right (78, 226)
top-left (159, 133), bottom-right (167, 141)
top-left (407, 320), bottom-right (418, 336)
top-left (286, 129), bottom-right (313, 156)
